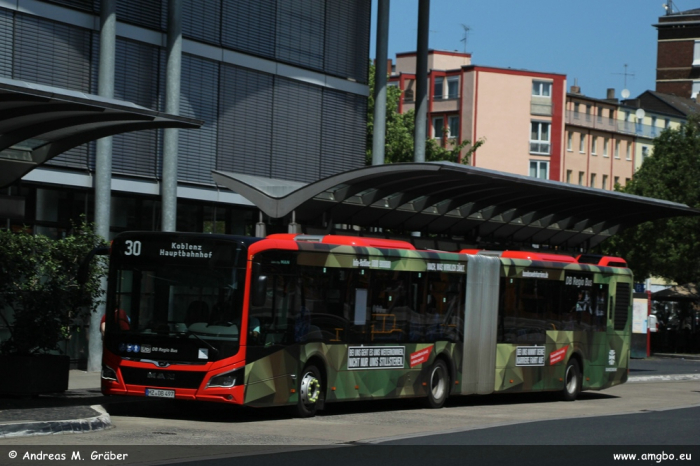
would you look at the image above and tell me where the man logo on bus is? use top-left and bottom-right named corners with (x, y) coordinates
top-left (608, 349), bottom-right (616, 365)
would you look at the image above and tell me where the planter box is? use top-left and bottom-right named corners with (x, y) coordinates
top-left (0, 354), bottom-right (70, 395)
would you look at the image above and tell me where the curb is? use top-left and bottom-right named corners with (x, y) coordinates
top-left (627, 374), bottom-right (700, 383)
top-left (0, 405), bottom-right (111, 439)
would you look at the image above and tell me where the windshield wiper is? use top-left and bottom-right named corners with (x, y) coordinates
top-left (178, 330), bottom-right (219, 355)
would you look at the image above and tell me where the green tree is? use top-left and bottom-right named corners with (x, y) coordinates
top-left (601, 115), bottom-right (700, 284)
top-left (366, 63), bottom-right (484, 165)
top-left (0, 220), bottom-right (107, 355)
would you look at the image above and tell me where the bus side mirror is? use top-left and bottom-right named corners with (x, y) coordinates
top-left (251, 262), bottom-right (267, 307)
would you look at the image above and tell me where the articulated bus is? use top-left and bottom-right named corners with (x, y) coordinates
top-left (101, 232), bottom-right (632, 417)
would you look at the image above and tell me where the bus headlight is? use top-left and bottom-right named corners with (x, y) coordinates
top-left (101, 364), bottom-right (118, 381)
top-left (207, 368), bottom-right (242, 388)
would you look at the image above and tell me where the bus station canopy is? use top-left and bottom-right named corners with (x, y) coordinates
top-left (0, 77), bottom-right (202, 188)
top-left (213, 162), bottom-right (700, 251)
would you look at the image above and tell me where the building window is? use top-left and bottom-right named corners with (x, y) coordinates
top-left (626, 143), bottom-right (631, 160)
top-left (642, 146), bottom-right (650, 161)
top-left (615, 140), bottom-right (620, 159)
top-left (694, 41), bottom-right (700, 66)
top-left (567, 132), bottom-right (572, 151)
top-left (603, 138), bottom-right (609, 157)
top-left (651, 116), bottom-right (657, 137)
top-left (434, 78), bottom-right (444, 100)
top-left (432, 117), bottom-right (444, 139)
top-left (614, 176), bottom-right (620, 187)
top-left (530, 122), bottom-right (550, 154)
top-left (566, 170), bottom-right (572, 183)
top-left (590, 173), bottom-right (596, 188)
top-left (579, 133), bottom-right (585, 153)
top-left (573, 103), bottom-right (580, 119)
top-left (529, 160), bottom-right (549, 179)
top-left (591, 136), bottom-right (597, 155)
top-left (585, 105), bottom-right (592, 121)
top-left (448, 116), bottom-right (459, 138)
top-left (665, 118), bottom-right (670, 129)
top-left (608, 108), bottom-right (615, 122)
top-left (602, 174), bottom-right (608, 190)
top-left (578, 171), bottom-right (584, 186)
top-left (532, 81), bottom-right (552, 97)
top-left (447, 77), bottom-right (459, 99)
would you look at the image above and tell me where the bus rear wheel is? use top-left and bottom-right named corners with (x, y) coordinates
top-left (561, 358), bottom-right (582, 401)
top-left (295, 365), bottom-right (322, 418)
top-left (422, 359), bottom-right (450, 409)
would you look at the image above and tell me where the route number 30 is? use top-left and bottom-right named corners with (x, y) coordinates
top-left (124, 240), bottom-right (142, 256)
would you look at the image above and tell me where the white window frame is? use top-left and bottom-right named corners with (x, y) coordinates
top-left (591, 136), bottom-right (598, 155)
top-left (579, 133), bottom-right (585, 153)
top-left (432, 116), bottom-right (444, 139)
top-left (694, 41), bottom-right (700, 66)
top-left (567, 132), bottom-right (572, 151)
top-left (602, 174), bottom-right (608, 190)
top-left (615, 140), bottom-right (620, 159)
top-left (532, 81), bottom-right (552, 97)
top-left (603, 138), bottom-right (609, 157)
top-left (529, 160), bottom-right (549, 179)
top-left (626, 143), bottom-right (631, 160)
top-left (530, 121), bottom-right (551, 155)
top-left (590, 173), bottom-right (596, 188)
top-left (447, 115), bottom-right (459, 139)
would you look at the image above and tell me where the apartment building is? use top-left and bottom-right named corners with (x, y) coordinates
top-left (563, 88), bottom-right (635, 190)
top-left (390, 50), bottom-right (567, 180)
top-left (0, 0), bottom-right (371, 238)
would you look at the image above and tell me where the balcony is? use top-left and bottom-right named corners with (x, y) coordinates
top-left (566, 110), bottom-right (664, 139)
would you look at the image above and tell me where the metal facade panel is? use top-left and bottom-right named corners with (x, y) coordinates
top-left (182, 0), bottom-right (221, 45)
top-left (461, 254), bottom-right (500, 395)
top-left (217, 64), bottom-right (274, 178)
top-left (44, 0), bottom-right (96, 12)
top-left (271, 77), bottom-right (322, 182)
top-left (15, 14), bottom-right (92, 169)
top-left (324, 0), bottom-right (370, 83)
top-left (222, 0), bottom-right (276, 59)
top-left (275, 0), bottom-right (325, 71)
top-left (0, 9), bottom-right (13, 78)
top-left (117, 0), bottom-right (164, 31)
top-left (112, 38), bottom-right (162, 177)
top-left (14, 14), bottom-right (92, 93)
top-left (320, 89), bottom-right (367, 177)
top-left (177, 54), bottom-right (219, 184)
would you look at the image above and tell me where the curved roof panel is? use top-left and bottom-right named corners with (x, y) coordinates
top-left (0, 77), bottom-right (202, 188)
top-left (213, 162), bottom-right (700, 249)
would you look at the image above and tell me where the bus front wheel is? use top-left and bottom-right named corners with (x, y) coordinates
top-left (295, 365), bottom-right (322, 418)
top-left (422, 359), bottom-right (450, 409)
top-left (561, 358), bottom-right (582, 401)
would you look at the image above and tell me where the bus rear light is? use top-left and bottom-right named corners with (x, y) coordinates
top-left (101, 364), bottom-right (118, 381)
top-left (290, 389), bottom-right (296, 393)
top-left (331, 387), bottom-right (336, 391)
top-left (355, 385), bottom-right (359, 390)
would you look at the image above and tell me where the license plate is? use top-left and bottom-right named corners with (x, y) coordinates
top-left (145, 388), bottom-right (175, 398)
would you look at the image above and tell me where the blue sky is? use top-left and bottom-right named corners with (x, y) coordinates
top-left (370, 0), bottom-right (682, 100)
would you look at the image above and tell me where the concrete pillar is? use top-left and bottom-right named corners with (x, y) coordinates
top-left (414, 0), bottom-right (430, 163)
top-left (90, 0), bottom-right (116, 373)
top-left (372, 0), bottom-right (390, 166)
top-left (161, 0), bottom-right (182, 232)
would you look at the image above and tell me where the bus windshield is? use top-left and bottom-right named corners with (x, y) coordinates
top-left (103, 234), bottom-right (252, 362)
